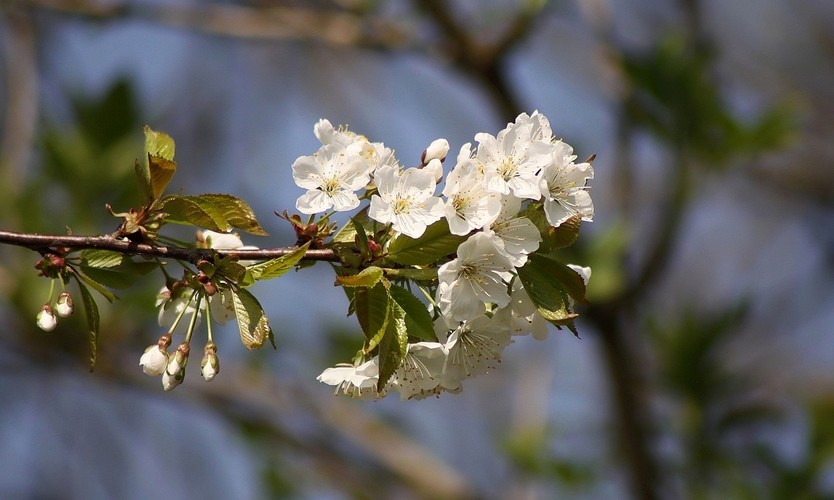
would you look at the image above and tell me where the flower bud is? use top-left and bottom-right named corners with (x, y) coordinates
top-left (139, 334), bottom-right (172, 376)
top-left (423, 158), bottom-right (444, 182)
top-left (201, 342), bottom-right (220, 382)
top-left (55, 292), bottom-right (74, 318)
top-left (36, 305), bottom-right (57, 332)
top-left (422, 138), bottom-right (450, 164)
top-left (162, 342), bottom-right (190, 391)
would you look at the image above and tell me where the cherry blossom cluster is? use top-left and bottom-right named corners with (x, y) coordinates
top-left (293, 112), bottom-right (594, 399)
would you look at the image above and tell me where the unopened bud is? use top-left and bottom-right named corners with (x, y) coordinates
top-left (201, 342), bottom-right (220, 382)
top-left (368, 239), bottom-right (382, 256)
top-left (140, 334), bottom-right (172, 376)
top-left (36, 305), bottom-right (57, 332)
top-left (422, 138), bottom-right (450, 165)
top-left (162, 342), bottom-right (190, 391)
top-left (55, 292), bottom-right (74, 318)
top-left (423, 158), bottom-right (444, 182)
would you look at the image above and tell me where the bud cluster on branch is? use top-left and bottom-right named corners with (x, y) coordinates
top-left (9, 112), bottom-right (594, 399)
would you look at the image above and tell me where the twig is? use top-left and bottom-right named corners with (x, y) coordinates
top-left (0, 230), bottom-right (339, 263)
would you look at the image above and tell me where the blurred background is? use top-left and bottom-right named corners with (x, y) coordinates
top-left (1, 0), bottom-right (833, 498)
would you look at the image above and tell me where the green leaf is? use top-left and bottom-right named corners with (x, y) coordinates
top-left (336, 266), bottom-right (384, 288)
top-left (143, 125), bottom-right (177, 199)
top-left (354, 282), bottom-right (390, 353)
top-left (530, 253), bottom-right (588, 305)
top-left (134, 159), bottom-right (153, 204)
top-left (247, 242), bottom-right (310, 281)
top-left (517, 258), bottom-right (578, 332)
top-left (79, 250), bottom-right (157, 288)
top-left (231, 287), bottom-right (271, 350)
top-left (387, 220), bottom-right (465, 266)
top-left (388, 285), bottom-right (437, 342)
top-left (381, 267), bottom-right (438, 282)
top-left (148, 154), bottom-right (177, 200)
top-left (377, 300), bottom-right (407, 391)
top-left (144, 124), bottom-right (175, 160)
top-left (159, 193), bottom-right (267, 236)
top-left (73, 267), bottom-right (117, 303)
top-left (74, 279), bottom-right (100, 371)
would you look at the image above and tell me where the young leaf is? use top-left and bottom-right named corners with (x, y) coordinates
top-left (79, 250), bottom-right (158, 289)
top-left (377, 300), bottom-right (408, 391)
top-left (148, 154), bottom-right (177, 200)
top-left (388, 285), bottom-right (436, 342)
top-left (354, 282), bottom-right (390, 354)
top-left (74, 278), bottom-right (100, 371)
top-left (336, 266), bottom-right (384, 288)
top-left (231, 287), bottom-right (271, 350)
top-left (247, 242), bottom-right (310, 281)
top-left (143, 125), bottom-right (177, 200)
top-left (134, 159), bottom-right (153, 204)
top-left (144, 124), bottom-right (175, 160)
top-left (159, 194), bottom-right (267, 236)
top-left (387, 219), bottom-right (465, 266)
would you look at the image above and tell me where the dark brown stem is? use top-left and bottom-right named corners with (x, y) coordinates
top-left (0, 230), bottom-right (339, 263)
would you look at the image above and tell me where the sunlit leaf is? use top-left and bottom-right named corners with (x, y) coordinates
top-left (231, 287), bottom-right (270, 350)
top-left (247, 242), bottom-right (310, 281)
top-left (336, 266), bottom-right (384, 288)
top-left (143, 125), bottom-right (177, 199)
top-left (159, 193), bottom-right (267, 235)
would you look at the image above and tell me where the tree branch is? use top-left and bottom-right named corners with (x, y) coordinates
top-left (0, 230), bottom-right (339, 263)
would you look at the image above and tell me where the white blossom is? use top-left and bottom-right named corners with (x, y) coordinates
top-left (368, 165), bottom-right (444, 238)
top-left (475, 113), bottom-right (554, 200)
top-left (539, 141), bottom-right (594, 227)
top-left (292, 143), bottom-right (371, 214)
top-left (437, 232), bottom-right (514, 321)
top-left (390, 342), bottom-right (448, 400)
top-left (442, 159), bottom-right (501, 236)
top-left (317, 358), bottom-right (383, 398)
top-left (483, 195), bottom-right (542, 267)
top-left (493, 280), bottom-right (549, 340)
top-left (315, 118), bottom-right (396, 175)
top-left (440, 315), bottom-right (513, 383)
